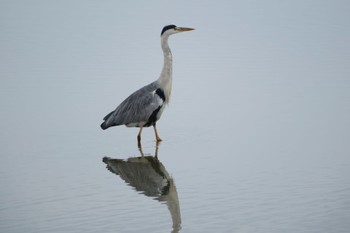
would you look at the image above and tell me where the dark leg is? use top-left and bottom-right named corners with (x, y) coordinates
top-left (138, 139), bottom-right (144, 157)
top-left (137, 127), bottom-right (143, 145)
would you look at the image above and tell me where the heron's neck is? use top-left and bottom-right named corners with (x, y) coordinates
top-left (158, 35), bottom-right (173, 103)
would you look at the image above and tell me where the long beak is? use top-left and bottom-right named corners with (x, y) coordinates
top-left (177, 27), bottom-right (195, 32)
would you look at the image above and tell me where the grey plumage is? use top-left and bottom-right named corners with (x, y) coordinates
top-left (100, 25), bottom-right (194, 142)
top-left (101, 81), bottom-right (164, 129)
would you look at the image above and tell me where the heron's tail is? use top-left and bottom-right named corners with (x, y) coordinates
top-left (100, 111), bottom-right (115, 130)
top-left (100, 122), bottom-right (108, 130)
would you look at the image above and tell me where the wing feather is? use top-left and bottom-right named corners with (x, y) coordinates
top-left (102, 81), bottom-right (164, 128)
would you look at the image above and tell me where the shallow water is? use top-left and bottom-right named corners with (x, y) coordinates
top-left (1, 1), bottom-right (350, 233)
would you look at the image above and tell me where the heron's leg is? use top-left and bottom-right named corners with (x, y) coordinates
top-left (153, 123), bottom-right (162, 142)
top-left (155, 140), bottom-right (160, 159)
top-left (137, 127), bottom-right (143, 145)
top-left (138, 140), bottom-right (144, 157)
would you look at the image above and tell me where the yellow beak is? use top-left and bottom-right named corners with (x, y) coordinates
top-left (176, 27), bottom-right (195, 32)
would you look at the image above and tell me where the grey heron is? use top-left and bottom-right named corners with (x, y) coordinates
top-left (100, 25), bottom-right (194, 143)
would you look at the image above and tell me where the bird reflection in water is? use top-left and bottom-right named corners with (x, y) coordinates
top-left (102, 142), bottom-right (181, 233)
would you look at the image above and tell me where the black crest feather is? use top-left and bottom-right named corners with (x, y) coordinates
top-left (161, 25), bottom-right (177, 35)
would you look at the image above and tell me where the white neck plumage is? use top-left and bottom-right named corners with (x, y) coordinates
top-left (158, 34), bottom-right (173, 104)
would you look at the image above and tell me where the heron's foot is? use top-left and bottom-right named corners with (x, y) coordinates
top-left (152, 124), bottom-right (162, 143)
top-left (138, 144), bottom-right (145, 157)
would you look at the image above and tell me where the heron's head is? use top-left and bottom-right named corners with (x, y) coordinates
top-left (161, 25), bottom-right (194, 37)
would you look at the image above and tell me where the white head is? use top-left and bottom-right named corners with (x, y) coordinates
top-left (160, 25), bottom-right (194, 37)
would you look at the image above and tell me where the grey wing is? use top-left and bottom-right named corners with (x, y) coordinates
top-left (102, 82), bottom-right (164, 128)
